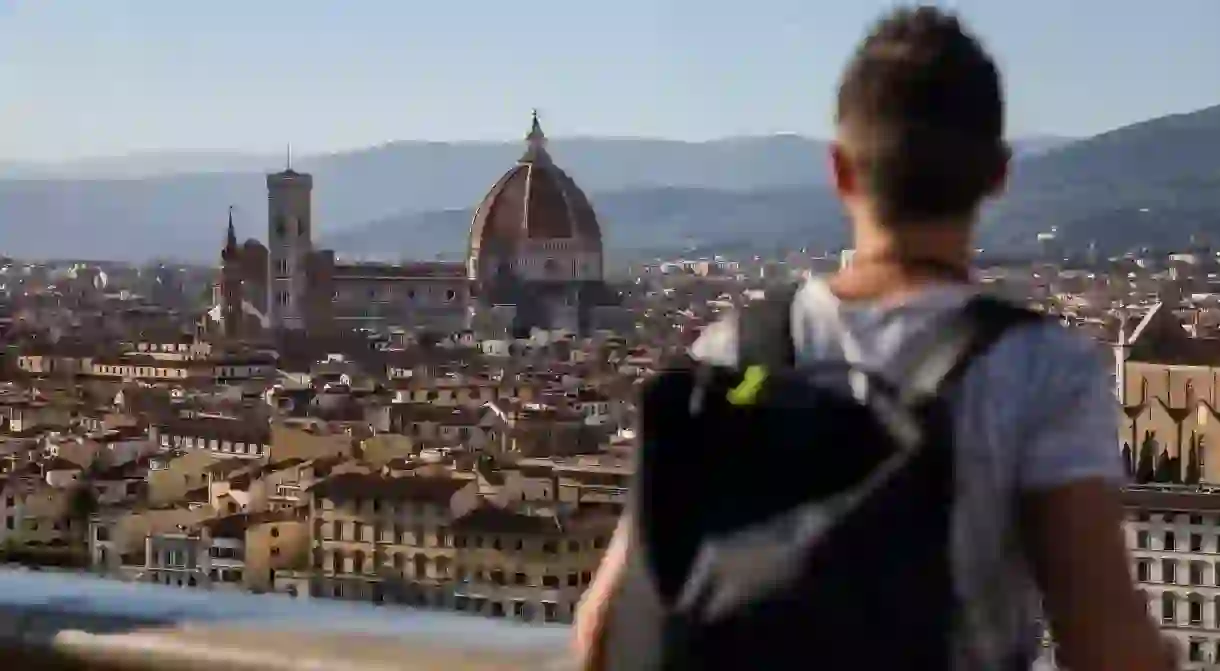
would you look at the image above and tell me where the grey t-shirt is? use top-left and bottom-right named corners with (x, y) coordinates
top-left (690, 277), bottom-right (1123, 669)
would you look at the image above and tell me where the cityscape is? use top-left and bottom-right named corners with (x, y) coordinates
top-left (3, 1), bottom-right (1220, 670)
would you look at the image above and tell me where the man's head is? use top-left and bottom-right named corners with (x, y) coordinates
top-left (832, 6), bottom-right (1008, 230)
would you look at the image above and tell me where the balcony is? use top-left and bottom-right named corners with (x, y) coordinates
top-left (0, 569), bottom-right (571, 670)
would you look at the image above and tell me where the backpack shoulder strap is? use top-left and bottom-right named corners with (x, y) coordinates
top-left (899, 295), bottom-right (1045, 402)
top-left (735, 283), bottom-right (800, 370)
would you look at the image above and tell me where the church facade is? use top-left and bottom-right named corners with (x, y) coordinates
top-left (210, 113), bottom-right (623, 340)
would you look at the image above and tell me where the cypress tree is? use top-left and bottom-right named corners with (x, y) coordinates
top-left (1186, 435), bottom-right (1203, 485)
top-left (1136, 432), bottom-right (1157, 483)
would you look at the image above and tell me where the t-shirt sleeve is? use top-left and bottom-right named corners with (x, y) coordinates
top-left (1015, 327), bottom-right (1126, 490)
top-left (689, 314), bottom-right (740, 367)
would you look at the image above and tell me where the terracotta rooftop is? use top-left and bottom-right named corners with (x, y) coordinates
top-left (309, 473), bottom-right (469, 504)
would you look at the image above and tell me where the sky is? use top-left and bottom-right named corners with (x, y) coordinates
top-left (0, 0), bottom-right (1217, 162)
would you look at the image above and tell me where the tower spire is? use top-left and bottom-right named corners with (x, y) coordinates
top-left (285, 144), bottom-right (293, 171)
top-left (223, 205), bottom-right (238, 259)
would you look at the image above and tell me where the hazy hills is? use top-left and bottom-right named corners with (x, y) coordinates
top-left (323, 185), bottom-right (852, 265)
top-left (0, 134), bottom-right (1071, 263)
top-left (0, 109), bottom-right (1217, 263)
top-left (980, 105), bottom-right (1220, 254)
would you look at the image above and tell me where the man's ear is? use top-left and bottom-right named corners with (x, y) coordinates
top-left (830, 142), bottom-right (858, 199)
top-left (987, 142), bottom-right (1012, 198)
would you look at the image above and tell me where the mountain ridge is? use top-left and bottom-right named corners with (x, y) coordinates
top-left (0, 109), bottom-right (1211, 263)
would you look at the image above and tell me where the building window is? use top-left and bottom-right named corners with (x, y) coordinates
top-left (1164, 559), bottom-right (1179, 584)
top-left (1166, 532), bottom-right (1177, 552)
top-left (1190, 595), bottom-right (1204, 625)
top-left (1189, 640), bottom-right (1203, 662)
top-left (1136, 530), bottom-right (1149, 549)
top-left (1192, 534), bottom-right (1205, 552)
top-left (1137, 560), bottom-right (1152, 582)
top-left (1192, 561), bottom-right (1208, 586)
top-left (1162, 592), bottom-right (1177, 624)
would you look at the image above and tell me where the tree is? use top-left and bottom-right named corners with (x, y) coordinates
top-left (1155, 448), bottom-right (1179, 484)
top-left (1186, 438), bottom-right (1202, 485)
top-left (1136, 432), bottom-right (1157, 483)
top-left (66, 483), bottom-right (98, 544)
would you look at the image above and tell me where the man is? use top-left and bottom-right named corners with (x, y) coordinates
top-left (575, 6), bottom-right (1172, 671)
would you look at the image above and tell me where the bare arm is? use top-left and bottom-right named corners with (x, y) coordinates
top-left (572, 514), bottom-right (631, 669)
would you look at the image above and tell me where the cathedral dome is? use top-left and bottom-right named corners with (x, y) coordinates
top-left (469, 113), bottom-right (602, 254)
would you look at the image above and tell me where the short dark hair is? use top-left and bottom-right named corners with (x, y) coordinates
top-left (835, 6), bottom-right (1006, 223)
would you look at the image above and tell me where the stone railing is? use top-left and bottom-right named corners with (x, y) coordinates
top-left (0, 569), bottom-right (572, 670)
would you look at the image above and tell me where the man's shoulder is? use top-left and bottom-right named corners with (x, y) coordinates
top-left (690, 296), bottom-right (1105, 376)
top-left (988, 314), bottom-right (1107, 372)
top-left (690, 314), bottom-right (741, 367)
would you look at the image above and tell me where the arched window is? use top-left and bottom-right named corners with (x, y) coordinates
top-left (353, 551), bottom-right (367, 575)
top-left (413, 554), bottom-right (429, 580)
top-left (1189, 593), bottom-right (1204, 625)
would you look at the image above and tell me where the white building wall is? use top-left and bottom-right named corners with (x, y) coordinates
top-left (1126, 508), bottom-right (1220, 668)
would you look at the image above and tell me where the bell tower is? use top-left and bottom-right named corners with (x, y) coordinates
top-left (266, 151), bottom-right (313, 331)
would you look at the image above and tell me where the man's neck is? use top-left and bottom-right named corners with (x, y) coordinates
top-left (830, 217), bottom-right (976, 302)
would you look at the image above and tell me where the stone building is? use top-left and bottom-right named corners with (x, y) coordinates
top-left (304, 471), bottom-right (613, 623)
top-left (209, 113), bottom-right (624, 340)
top-left (1116, 302), bottom-right (1220, 484)
top-left (1122, 487), bottom-right (1220, 669)
top-left (467, 112), bottom-right (623, 336)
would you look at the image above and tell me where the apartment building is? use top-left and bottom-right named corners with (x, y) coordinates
top-left (305, 471), bottom-right (615, 622)
top-left (1124, 486), bottom-right (1220, 668)
top-left (307, 473), bottom-right (480, 605)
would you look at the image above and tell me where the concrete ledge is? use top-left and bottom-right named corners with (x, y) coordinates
top-left (0, 570), bottom-right (572, 670)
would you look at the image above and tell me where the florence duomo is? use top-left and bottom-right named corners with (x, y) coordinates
top-left (207, 111), bottom-right (625, 341)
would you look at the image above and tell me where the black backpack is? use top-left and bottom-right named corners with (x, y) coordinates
top-left (603, 286), bottom-right (1043, 671)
